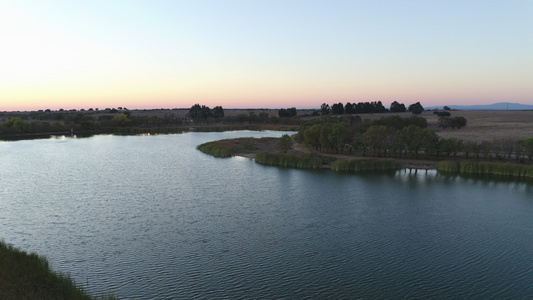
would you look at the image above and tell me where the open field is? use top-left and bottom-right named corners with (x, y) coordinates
top-left (423, 110), bottom-right (533, 143)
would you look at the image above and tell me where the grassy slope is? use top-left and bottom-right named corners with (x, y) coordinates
top-left (0, 240), bottom-right (114, 300)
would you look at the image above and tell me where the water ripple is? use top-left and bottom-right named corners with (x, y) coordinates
top-left (1, 133), bottom-right (533, 299)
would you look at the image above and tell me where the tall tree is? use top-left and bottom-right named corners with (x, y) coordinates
top-left (189, 104), bottom-right (202, 119)
top-left (213, 106), bottom-right (224, 118)
top-left (344, 102), bottom-right (355, 114)
top-left (320, 103), bottom-right (330, 115)
top-left (278, 107), bottom-right (297, 118)
top-left (408, 102), bottom-right (424, 115)
top-left (331, 102), bottom-right (345, 115)
top-left (278, 134), bottom-right (293, 152)
top-left (518, 137), bottom-right (533, 161)
top-left (390, 101), bottom-right (406, 112)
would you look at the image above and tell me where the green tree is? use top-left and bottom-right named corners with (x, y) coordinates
top-left (278, 107), bottom-right (297, 118)
top-left (319, 124), bottom-right (334, 152)
top-left (400, 125), bottom-right (430, 158)
top-left (420, 128), bottom-right (440, 157)
top-left (463, 140), bottom-right (479, 159)
top-left (303, 124), bottom-right (322, 150)
top-left (213, 106), bottom-right (224, 118)
top-left (331, 123), bottom-right (354, 153)
top-left (320, 103), bottom-right (330, 115)
top-left (408, 102), bottom-right (424, 115)
top-left (390, 101), bottom-right (406, 112)
top-left (363, 125), bottom-right (392, 156)
top-left (189, 104), bottom-right (202, 119)
top-left (345, 102), bottom-right (355, 114)
top-left (331, 102), bottom-right (345, 115)
top-left (439, 137), bottom-right (463, 157)
top-left (189, 104), bottom-right (212, 120)
top-left (112, 113), bottom-right (131, 127)
top-left (278, 134), bottom-right (293, 152)
top-left (518, 137), bottom-right (533, 161)
top-left (1, 117), bottom-right (29, 134)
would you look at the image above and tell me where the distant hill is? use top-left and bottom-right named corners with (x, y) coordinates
top-left (426, 102), bottom-right (533, 111)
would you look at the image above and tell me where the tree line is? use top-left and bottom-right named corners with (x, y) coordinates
top-left (0, 104), bottom-right (301, 136)
top-left (317, 101), bottom-right (425, 115)
top-left (296, 114), bottom-right (533, 162)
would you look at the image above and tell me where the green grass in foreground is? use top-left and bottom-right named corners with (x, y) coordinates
top-left (438, 160), bottom-right (533, 178)
top-left (331, 158), bottom-right (403, 172)
top-left (255, 152), bottom-right (323, 169)
top-left (0, 240), bottom-right (115, 300)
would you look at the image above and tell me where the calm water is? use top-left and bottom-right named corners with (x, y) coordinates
top-left (1, 132), bottom-right (533, 299)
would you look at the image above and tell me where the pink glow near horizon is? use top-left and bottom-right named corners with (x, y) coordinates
top-left (4, 96), bottom-right (530, 112)
top-left (1, 1), bottom-right (531, 112)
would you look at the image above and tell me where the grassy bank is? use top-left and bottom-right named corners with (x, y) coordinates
top-left (331, 158), bottom-right (403, 172)
top-left (438, 160), bottom-right (533, 178)
top-left (255, 152), bottom-right (323, 169)
top-left (0, 240), bottom-right (115, 300)
top-left (197, 139), bottom-right (238, 158)
top-left (197, 137), bottom-right (272, 158)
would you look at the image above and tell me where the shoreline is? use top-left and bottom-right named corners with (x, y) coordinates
top-left (207, 138), bottom-right (533, 179)
top-left (236, 150), bottom-right (440, 171)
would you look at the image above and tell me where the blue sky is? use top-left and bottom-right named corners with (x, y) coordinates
top-left (1, 0), bottom-right (532, 111)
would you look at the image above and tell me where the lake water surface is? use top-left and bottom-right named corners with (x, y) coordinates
top-left (1, 131), bottom-right (533, 299)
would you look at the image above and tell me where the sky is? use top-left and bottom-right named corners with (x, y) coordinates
top-left (1, 0), bottom-right (532, 111)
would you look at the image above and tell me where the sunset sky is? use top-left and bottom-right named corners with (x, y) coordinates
top-left (1, 0), bottom-right (532, 111)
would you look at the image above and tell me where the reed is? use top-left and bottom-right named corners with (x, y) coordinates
top-left (255, 152), bottom-right (323, 169)
top-left (436, 160), bottom-right (461, 173)
top-left (0, 240), bottom-right (115, 299)
top-left (331, 158), bottom-right (402, 172)
top-left (438, 161), bottom-right (533, 178)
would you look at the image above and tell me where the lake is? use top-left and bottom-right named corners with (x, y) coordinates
top-left (1, 131), bottom-right (532, 299)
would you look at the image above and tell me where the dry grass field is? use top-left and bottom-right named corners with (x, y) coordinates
top-left (423, 110), bottom-right (533, 143)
